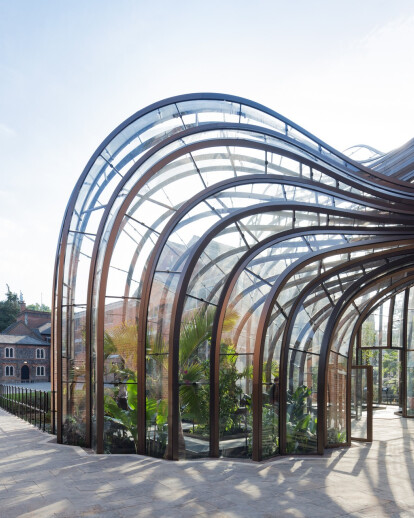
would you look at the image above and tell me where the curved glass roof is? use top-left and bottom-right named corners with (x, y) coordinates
top-left (53, 93), bottom-right (414, 461)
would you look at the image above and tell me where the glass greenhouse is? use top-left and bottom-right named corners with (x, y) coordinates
top-left (52, 93), bottom-right (414, 460)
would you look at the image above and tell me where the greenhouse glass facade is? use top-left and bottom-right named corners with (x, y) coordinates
top-left (52, 93), bottom-right (414, 460)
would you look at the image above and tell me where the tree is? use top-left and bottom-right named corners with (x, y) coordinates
top-left (0, 287), bottom-right (20, 332)
top-left (26, 302), bottom-right (51, 312)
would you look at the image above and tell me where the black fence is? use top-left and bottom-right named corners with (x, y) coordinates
top-left (0, 385), bottom-right (56, 434)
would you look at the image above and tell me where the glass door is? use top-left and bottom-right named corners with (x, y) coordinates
top-left (351, 365), bottom-right (373, 442)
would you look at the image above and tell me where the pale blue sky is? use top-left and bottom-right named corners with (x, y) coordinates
top-left (0, 0), bottom-right (413, 305)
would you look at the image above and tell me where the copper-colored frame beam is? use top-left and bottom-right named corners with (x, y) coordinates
top-left (344, 273), bottom-right (414, 440)
top-left (252, 241), bottom-right (414, 459)
top-left (167, 221), bottom-right (414, 459)
top-left (96, 142), bottom-right (407, 458)
top-left (210, 229), bottom-right (413, 458)
top-left (52, 93), bottom-right (414, 459)
top-left (92, 135), bottom-right (393, 454)
top-left (349, 282), bottom-right (414, 419)
top-left (320, 263), bottom-right (414, 453)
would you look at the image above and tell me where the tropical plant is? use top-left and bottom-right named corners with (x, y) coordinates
top-left (261, 404), bottom-right (279, 457)
top-left (102, 306), bottom-right (242, 457)
top-left (286, 385), bottom-right (317, 453)
top-left (327, 427), bottom-right (346, 444)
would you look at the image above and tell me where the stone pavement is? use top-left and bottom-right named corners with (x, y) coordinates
top-left (0, 407), bottom-right (413, 518)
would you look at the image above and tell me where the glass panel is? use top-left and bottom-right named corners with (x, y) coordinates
top-left (392, 292), bottom-right (405, 348)
top-left (360, 349), bottom-right (380, 403)
top-left (61, 306), bottom-right (87, 447)
top-left (286, 350), bottom-right (318, 453)
top-left (219, 345), bottom-right (253, 459)
top-left (326, 352), bottom-right (347, 445)
top-left (103, 383), bottom-right (137, 453)
top-left (351, 368), bottom-right (368, 440)
top-left (407, 351), bottom-right (414, 417)
top-left (361, 300), bottom-right (391, 348)
top-left (148, 272), bottom-right (179, 345)
top-left (407, 287), bottom-right (414, 350)
top-left (381, 349), bottom-right (400, 406)
top-left (178, 310), bottom-right (211, 459)
top-left (146, 329), bottom-right (168, 458)
top-left (103, 298), bottom-right (139, 453)
top-left (261, 365), bottom-right (280, 458)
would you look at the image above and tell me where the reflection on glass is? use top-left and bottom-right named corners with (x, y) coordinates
top-left (262, 367), bottom-right (280, 458)
top-left (55, 94), bottom-right (414, 463)
top-left (146, 330), bottom-right (168, 458)
top-left (178, 309), bottom-right (212, 459)
top-left (351, 368), bottom-right (368, 440)
top-left (286, 350), bottom-right (318, 453)
top-left (392, 292), bottom-right (405, 348)
top-left (327, 352), bottom-right (347, 445)
top-left (103, 300), bottom-right (139, 453)
top-left (407, 352), bottom-right (414, 417)
top-left (219, 344), bottom-right (253, 459)
top-left (61, 307), bottom-right (87, 446)
top-left (103, 383), bottom-right (137, 453)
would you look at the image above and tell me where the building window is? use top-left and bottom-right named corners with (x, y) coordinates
top-left (36, 348), bottom-right (45, 359)
top-left (5, 366), bottom-right (14, 376)
top-left (36, 366), bottom-right (45, 376)
top-left (5, 347), bottom-right (14, 358)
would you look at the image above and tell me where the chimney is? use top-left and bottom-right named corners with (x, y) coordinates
top-left (19, 291), bottom-right (26, 313)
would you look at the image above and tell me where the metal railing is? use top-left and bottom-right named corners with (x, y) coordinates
top-left (0, 384), bottom-right (56, 434)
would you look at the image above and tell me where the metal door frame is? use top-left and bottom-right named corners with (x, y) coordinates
top-left (350, 365), bottom-right (373, 442)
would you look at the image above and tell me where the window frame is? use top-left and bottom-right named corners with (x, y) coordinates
top-left (5, 347), bottom-right (14, 358)
top-left (5, 365), bottom-right (14, 376)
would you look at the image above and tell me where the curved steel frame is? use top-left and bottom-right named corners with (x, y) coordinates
top-left (53, 93), bottom-right (414, 461)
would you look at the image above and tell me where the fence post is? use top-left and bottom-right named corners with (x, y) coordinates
top-left (42, 392), bottom-right (45, 432)
top-left (1, 385), bottom-right (56, 436)
top-left (52, 391), bottom-right (56, 435)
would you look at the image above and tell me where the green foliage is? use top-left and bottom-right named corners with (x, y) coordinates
top-left (361, 320), bottom-right (376, 348)
top-left (104, 331), bottom-right (118, 359)
top-left (261, 404), bottom-right (279, 457)
top-left (0, 288), bottom-right (20, 332)
top-left (178, 309), bottom-right (247, 438)
top-left (286, 385), bottom-right (317, 453)
top-left (26, 302), bottom-right (51, 312)
top-left (179, 308), bottom-right (215, 365)
top-left (180, 361), bottom-right (209, 425)
top-left (218, 343), bottom-right (244, 435)
top-left (104, 376), bottom-right (168, 454)
top-left (383, 350), bottom-right (399, 377)
top-left (382, 350), bottom-right (400, 400)
top-left (327, 427), bottom-right (346, 444)
top-left (103, 306), bottom-right (243, 456)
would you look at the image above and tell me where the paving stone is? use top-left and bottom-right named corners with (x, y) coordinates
top-left (0, 407), bottom-right (413, 517)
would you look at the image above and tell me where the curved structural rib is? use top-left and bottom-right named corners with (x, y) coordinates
top-left (53, 93), bottom-right (414, 460)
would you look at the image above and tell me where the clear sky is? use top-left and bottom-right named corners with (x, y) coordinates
top-left (0, 0), bottom-right (413, 306)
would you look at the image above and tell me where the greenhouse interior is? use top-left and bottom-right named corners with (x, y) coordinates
top-left (52, 93), bottom-right (414, 461)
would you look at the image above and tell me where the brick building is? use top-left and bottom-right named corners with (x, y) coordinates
top-left (0, 302), bottom-right (50, 383)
